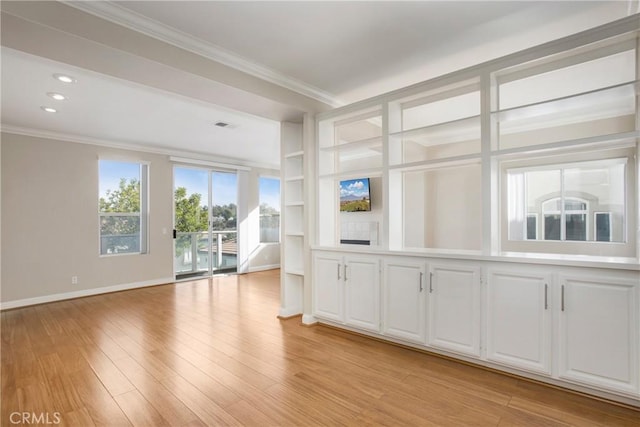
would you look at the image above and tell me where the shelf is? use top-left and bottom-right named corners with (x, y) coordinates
top-left (320, 136), bottom-right (382, 153)
top-left (493, 80), bottom-right (638, 124)
top-left (389, 115), bottom-right (481, 164)
top-left (285, 268), bottom-right (305, 276)
top-left (284, 150), bottom-right (304, 158)
top-left (389, 153), bottom-right (481, 172)
top-left (492, 130), bottom-right (639, 157)
top-left (284, 231), bottom-right (304, 237)
top-left (285, 175), bottom-right (304, 182)
top-left (392, 115), bottom-right (480, 144)
top-left (319, 168), bottom-right (383, 180)
top-left (285, 155), bottom-right (304, 177)
top-left (285, 201), bottom-right (304, 207)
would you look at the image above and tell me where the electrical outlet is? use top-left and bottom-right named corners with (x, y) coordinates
top-left (71, 276), bottom-right (78, 285)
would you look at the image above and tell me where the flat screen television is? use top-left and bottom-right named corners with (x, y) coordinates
top-left (340, 178), bottom-right (371, 212)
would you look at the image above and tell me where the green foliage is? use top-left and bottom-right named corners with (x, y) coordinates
top-left (340, 199), bottom-right (370, 212)
top-left (211, 203), bottom-right (237, 230)
top-left (99, 178), bottom-right (140, 213)
top-left (260, 203), bottom-right (279, 215)
top-left (174, 187), bottom-right (209, 232)
top-left (99, 178), bottom-right (141, 253)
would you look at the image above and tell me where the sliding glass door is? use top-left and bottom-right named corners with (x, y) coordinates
top-left (173, 167), bottom-right (237, 279)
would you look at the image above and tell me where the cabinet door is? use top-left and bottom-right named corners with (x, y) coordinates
top-left (344, 257), bottom-right (380, 332)
top-left (382, 259), bottom-right (427, 344)
top-left (558, 275), bottom-right (639, 396)
top-left (427, 263), bottom-right (481, 357)
top-left (313, 253), bottom-right (343, 322)
top-left (486, 270), bottom-right (551, 375)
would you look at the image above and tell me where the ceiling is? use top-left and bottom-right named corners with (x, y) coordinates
top-left (108, 0), bottom-right (627, 102)
top-left (0, 1), bottom-right (632, 168)
top-left (1, 47), bottom-right (281, 167)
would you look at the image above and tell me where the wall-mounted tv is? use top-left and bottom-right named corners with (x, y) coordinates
top-left (340, 178), bottom-right (371, 212)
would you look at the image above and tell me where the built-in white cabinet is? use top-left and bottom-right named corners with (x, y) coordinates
top-left (344, 257), bottom-right (381, 331)
top-left (311, 249), bottom-right (640, 404)
top-left (486, 269), bottom-right (552, 374)
top-left (558, 274), bottom-right (639, 396)
top-left (427, 263), bottom-right (481, 358)
top-left (310, 18), bottom-right (640, 407)
top-left (313, 252), bottom-right (380, 333)
top-left (382, 259), bottom-right (427, 344)
top-left (313, 253), bottom-right (343, 322)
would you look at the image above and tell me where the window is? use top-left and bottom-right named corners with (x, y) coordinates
top-left (259, 176), bottom-right (280, 243)
top-left (507, 158), bottom-right (626, 244)
top-left (595, 212), bottom-right (612, 242)
top-left (526, 214), bottom-right (537, 240)
top-left (99, 160), bottom-right (148, 255)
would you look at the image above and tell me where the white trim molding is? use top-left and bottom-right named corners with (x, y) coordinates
top-left (0, 277), bottom-right (174, 310)
top-left (247, 264), bottom-right (281, 273)
top-left (62, 0), bottom-right (343, 108)
top-left (301, 314), bottom-right (318, 325)
top-left (1, 125), bottom-right (279, 171)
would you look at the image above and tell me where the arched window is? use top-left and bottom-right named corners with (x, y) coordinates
top-left (541, 197), bottom-right (588, 241)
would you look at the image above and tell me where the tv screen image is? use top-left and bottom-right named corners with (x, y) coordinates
top-left (340, 178), bottom-right (371, 212)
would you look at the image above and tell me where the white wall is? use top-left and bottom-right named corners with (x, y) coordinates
top-left (1, 132), bottom-right (280, 307)
top-left (1, 132), bottom-right (174, 305)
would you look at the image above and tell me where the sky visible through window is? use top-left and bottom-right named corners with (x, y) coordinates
top-left (259, 176), bottom-right (280, 211)
top-left (99, 160), bottom-right (140, 199)
top-left (174, 168), bottom-right (239, 207)
top-left (101, 164), bottom-right (280, 210)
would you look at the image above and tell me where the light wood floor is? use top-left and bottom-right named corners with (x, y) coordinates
top-left (2, 270), bottom-right (638, 426)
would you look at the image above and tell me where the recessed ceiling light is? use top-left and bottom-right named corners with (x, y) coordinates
top-left (47, 92), bottom-right (67, 101)
top-left (41, 106), bottom-right (57, 113)
top-left (53, 73), bottom-right (76, 84)
top-left (214, 121), bottom-right (231, 128)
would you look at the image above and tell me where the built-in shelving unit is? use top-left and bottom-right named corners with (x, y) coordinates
top-left (309, 17), bottom-right (640, 407)
top-left (279, 122), bottom-right (305, 317)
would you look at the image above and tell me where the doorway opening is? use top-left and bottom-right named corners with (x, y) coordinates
top-left (174, 167), bottom-right (238, 279)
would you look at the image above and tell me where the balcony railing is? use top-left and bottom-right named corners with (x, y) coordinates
top-left (174, 230), bottom-right (237, 276)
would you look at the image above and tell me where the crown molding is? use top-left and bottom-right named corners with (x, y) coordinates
top-left (61, 1), bottom-right (343, 108)
top-left (1, 125), bottom-right (280, 171)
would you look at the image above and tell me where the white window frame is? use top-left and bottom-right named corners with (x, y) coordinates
top-left (501, 150), bottom-right (634, 257)
top-left (98, 159), bottom-right (149, 256)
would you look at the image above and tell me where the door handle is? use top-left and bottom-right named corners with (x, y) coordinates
top-left (419, 272), bottom-right (424, 292)
top-left (544, 283), bottom-right (548, 310)
top-left (429, 272), bottom-right (433, 293)
top-left (173, 229), bottom-right (177, 239)
top-left (561, 285), bottom-right (565, 312)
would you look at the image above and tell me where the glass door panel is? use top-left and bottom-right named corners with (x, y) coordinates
top-left (211, 171), bottom-right (238, 273)
top-left (174, 167), bottom-right (238, 279)
top-left (174, 167), bottom-right (210, 279)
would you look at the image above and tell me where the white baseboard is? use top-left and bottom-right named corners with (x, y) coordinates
top-left (0, 277), bottom-right (174, 310)
top-left (302, 314), bottom-right (318, 325)
top-left (279, 306), bottom-right (303, 318)
top-left (248, 264), bottom-right (280, 273)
